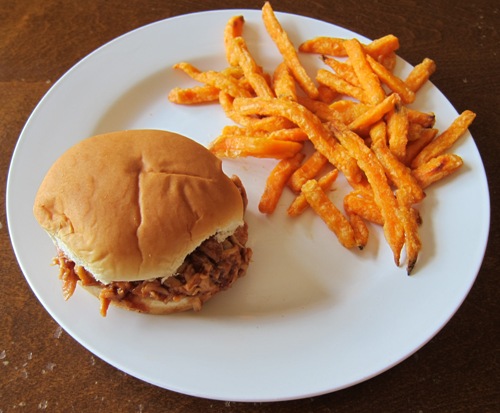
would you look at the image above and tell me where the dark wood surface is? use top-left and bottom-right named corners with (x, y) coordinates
top-left (1, 1), bottom-right (498, 411)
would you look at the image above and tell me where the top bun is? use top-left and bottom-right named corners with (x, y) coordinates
top-left (33, 130), bottom-right (245, 284)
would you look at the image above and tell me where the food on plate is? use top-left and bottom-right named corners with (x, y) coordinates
top-left (168, 1), bottom-right (476, 274)
top-left (33, 130), bottom-right (252, 316)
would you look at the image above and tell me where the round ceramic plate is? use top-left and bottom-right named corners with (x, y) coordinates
top-left (7, 9), bottom-right (490, 402)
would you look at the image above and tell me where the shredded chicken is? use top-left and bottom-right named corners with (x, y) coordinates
top-left (53, 223), bottom-right (251, 316)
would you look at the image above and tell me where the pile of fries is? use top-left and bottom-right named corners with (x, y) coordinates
top-left (168, 2), bottom-right (476, 274)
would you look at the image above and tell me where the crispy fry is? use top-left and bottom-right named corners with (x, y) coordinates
top-left (377, 51), bottom-right (397, 72)
top-left (386, 100), bottom-right (409, 160)
top-left (268, 127), bottom-right (309, 142)
top-left (412, 154), bottom-right (463, 188)
top-left (329, 100), bottom-right (370, 125)
top-left (366, 55), bottom-right (415, 104)
top-left (404, 127), bottom-right (438, 165)
top-left (316, 69), bottom-right (366, 102)
top-left (287, 169), bottom-right (339, 217)
top-left (396, 188), bottom-right (421, 275)
top-left (299, 34), bottom-right (399, 60)
top-left (259, 152), bottom-right (305, 214)
top-left (348, 212), bottom-right (369, 250)
top-left (173, 62), bottom-right (251, 98)
top-left (233, 96), bottom-right (363, 185)
top-left (370, 121), bottom-right (425, 204)
top-left (301, 179), bottom-right (357, 249)
top-left (405, 58), bottom-right (436, 93)
top-left (343, 38), bottom-right (386, 105)
top-left (168, 10), bottom-right (475, 275)
top-left (224, 15), bottom-right (245, 66)
top-left (218, 91), bottom-right (254, 125)
top-left (321, 56), bottom-right (361, 87)
top-left (168, 85), bottom-right (220, 105)
top-left (344, 190), bottom-right (384, 226)
top-left (411, 110), bottom-right (476, 168)
top-left (273, 61), bottom-right (297, 101)
top-left (299, 37), bottom-right (347, 56)
top-left (232, 36), bottom-right (275, 98)
top-left (288, 151), bottom-right (328, 192)
top-left (348, 93), bottom-right (399, 134)
top-left (407, 109), bottom-right (435, 128)
top-left (328, 119), bottom-right (404, 265)
top-left (317, 84), bottom-right (338, 103)
top-left (262, 2), bottom-right (319, 99)
top-left (209, 133), bottom-right (303, 159)
top-left (218, 91), bottom-right (294, 130)
top-left (297, 95), bottom-right (343, 123)
top-left (364, 34), bottom-right (400, 59)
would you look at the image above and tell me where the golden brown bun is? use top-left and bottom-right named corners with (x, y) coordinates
top-left (80, 284), bottom-right (207, 315)
top-left (34, 130), bottom-right (245, 284)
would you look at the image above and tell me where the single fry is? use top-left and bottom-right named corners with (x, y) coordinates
top-left (224, 15), bottom-right (245, 66)
top-left (317, 84), bottom-right (338, 103)
top-left (173, 62), bottom-right (251, 98)
top-left (262, 2), bottom-right (319, 99)
top-left (232, 36), bottom-right (275, 98)
top-left (259, 152), bottom-right (305, 214)
top-left (288, 150), bottom-right (328, 192)
top-left (287, 169), bottom-right (339, 217)
top-left (366, 55), bottom-right (415, 104)
top-left (273, 61), bottom-right (298, 101)
top-left (343, 38), bottom-right (386, 105)
top-left (364, 34), bottom-right (400, 60)
top-left (210, 133), bottom-right (303, 159)
top-left (168, 85), bottom-right (220, 105)
top-left (386, 101), bottom-right (409, 160)
top-left (407, 109), bottom-right (435, 128)
top-left (316, 69), bottom-right (366, 102)
top-left (411, 110), bottom-right (476, 168)
top-left (412, 154), bottom-right (464, 188)
top-left (348, 212), bottom-right (369, 250)
top-left (328, 119), bottom-right (405, 265)
top-left (405, 58), bottom-right (436, 93)
top-left (233, 96), bottom-right (363, 185)
top-left (268, 127), bottom-right (309, 142)
top-left (344, 190), bottom-right (384, 226)
top-left (396, 188), bottom-right (422, 275)
top-left (299, 37), bottom-right (347, 56)
top-left (299, 34), bottom-right (399, 60)
top-left (348, 93), bottom-right (399, 134)
top-left (301, 179), bottom-right (357, 249)
top-left (322, 56), bottom-right (361, 87)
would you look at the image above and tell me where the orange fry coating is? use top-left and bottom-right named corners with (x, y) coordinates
top-left (301, 179), bottom-right (357, 249)
top-left (259, 152), bottom-right (305, 214)
top-left (233, 96), bottom-right (363, 185)
top-left (287, 169), bottom-right (339, 217)
top-left (262, 2), bottom-right (319, 99)
top-left (328, 120), bottom-right (404, 265)
top-left (411, 110), bottom-right (476, 168)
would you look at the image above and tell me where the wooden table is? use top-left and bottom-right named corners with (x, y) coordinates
top-left (1, 1), bottom-right (498, 411)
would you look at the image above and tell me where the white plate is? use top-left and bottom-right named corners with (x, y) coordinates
top-left (7, 9), bottom-right (490, 402)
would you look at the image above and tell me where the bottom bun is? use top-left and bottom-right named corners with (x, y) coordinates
top-left (80, 284), bottom-right (208, 315)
